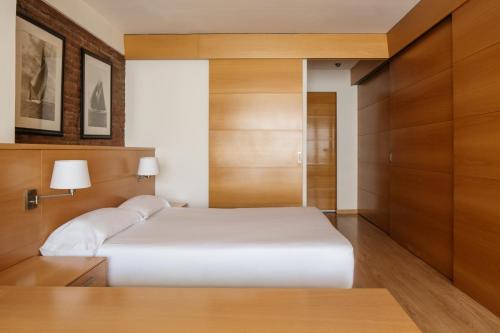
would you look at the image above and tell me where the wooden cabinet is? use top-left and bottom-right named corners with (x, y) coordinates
top-left (0, 256), bottom-right (108, 287)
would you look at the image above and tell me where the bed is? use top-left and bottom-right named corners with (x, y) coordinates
top-left (41, 199), bottom-right (354, 288)
top-left (97, 207), bottom-right (353, 287)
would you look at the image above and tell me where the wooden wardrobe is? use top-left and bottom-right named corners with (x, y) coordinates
top-left (359, 0), bottom-right (500, 316)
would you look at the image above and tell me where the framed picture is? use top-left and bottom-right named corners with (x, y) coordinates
top-left (15, 15), bottom-right (64, 136)
top-left (81, 49), bottom-right (112, 139)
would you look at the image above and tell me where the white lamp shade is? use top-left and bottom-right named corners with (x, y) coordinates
top-left (138, 157), bottom-right (159, 176)
top-left (50, 160), bottom-right (91, 190)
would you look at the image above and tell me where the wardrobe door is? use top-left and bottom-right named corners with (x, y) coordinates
top-left (389, 19), bottom-right (453, 278)
top-left (453, 0), bottom-right (500, 316)
top-left (357, 65), bottom-right (390, 233)
top-left (209, 59), bottom-right (303, 207)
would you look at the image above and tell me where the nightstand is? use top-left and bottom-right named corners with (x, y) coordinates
top-left (0, 256), bottom-right (108, 287)
top-left (171, 201), bottom-right (188, 208)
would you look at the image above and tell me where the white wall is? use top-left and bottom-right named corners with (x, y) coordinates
top-left (0, 0), bottom-right (16, 143)
top-left (126, 61), bottom-right (209, 207)
top-left (43, 0), bottom-right (124, 53)
top-left (307, 67), bottom-right (358, 210)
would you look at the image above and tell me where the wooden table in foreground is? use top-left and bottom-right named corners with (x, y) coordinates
top-left (0, 287), bottom-right (420, 333)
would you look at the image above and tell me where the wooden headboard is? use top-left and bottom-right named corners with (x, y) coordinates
top-left (0, 144), bottom-right (155, 271)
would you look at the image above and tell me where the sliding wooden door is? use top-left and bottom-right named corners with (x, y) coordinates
top-left (209, 59), bottom-right (303, 207)
top-left (307, 92), bottom-right (336, 210)
top-left (357, 65), bottom-right (390, 232)
top-left (389, 19), bottom-right (453, 278)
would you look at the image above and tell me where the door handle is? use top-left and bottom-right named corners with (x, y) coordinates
top-left (298, 152), bottom-right (303, 164)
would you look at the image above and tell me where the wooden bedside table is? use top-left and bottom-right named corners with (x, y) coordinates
top-left (0, 256), bottom-right (108, 287)
top-left (171, 201), bottom-right (188, 207)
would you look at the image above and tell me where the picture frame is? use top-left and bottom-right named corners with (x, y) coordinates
top-left (81, 49), bottom-right (112, 139)
top-left (15, 14), bottom-right (65, 136)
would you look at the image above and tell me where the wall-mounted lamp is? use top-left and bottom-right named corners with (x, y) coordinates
top-left (137, 157), bottom-right (159, 180)
top-left (26, 160), bottom-right (91, 210)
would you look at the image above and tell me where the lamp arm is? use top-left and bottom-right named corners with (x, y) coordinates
top-left (37, 189), bottom-right (76, 201)
top-left (26, 189), bottom-right (76, 210)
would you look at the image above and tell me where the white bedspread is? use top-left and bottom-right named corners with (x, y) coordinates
top-left (97, 207), bottom-right (354, 288)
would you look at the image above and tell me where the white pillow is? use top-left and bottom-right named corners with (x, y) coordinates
top-left (40, 208), bottom-right (142, 256)
top-left (119, 195), bottom-right (170, 219)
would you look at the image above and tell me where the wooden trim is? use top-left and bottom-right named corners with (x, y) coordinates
top-left (0, 257), bottom-right (106, 287)
top-left (350, 60), bottom-right (386, 85)
top-left (387, 0), bottom-right (468, 57)
top-left (125, 34), bottom-right (389, 60)
top-left (337, 209), bottom-right (359, 216)
top-left (0, 143), bottom-right (154, 151)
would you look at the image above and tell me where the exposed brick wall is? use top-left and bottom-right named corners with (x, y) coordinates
top-left (15, 0), bottom-right (125, 146)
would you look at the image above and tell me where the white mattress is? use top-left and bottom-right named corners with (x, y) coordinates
top-left (97, 207), bottom-right (354, 288)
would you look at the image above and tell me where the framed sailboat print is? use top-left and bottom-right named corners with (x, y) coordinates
top-left (81, 49), bottom-right (112, 139)
top-left (15, 15), bottom-right (64, 135)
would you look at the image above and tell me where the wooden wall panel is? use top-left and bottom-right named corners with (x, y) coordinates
top-left (0, 145), bottom-right (155, 271)
top-left (453, 43), bottom-right (500, 119)
top-left (358, 100), bottom-right (390, 136)
top-left (209, 168), bottom-right (302, 208)
top-left (124, 34), bottom-right (199, 59)
top-left (453, 0), bottom-right (500, 62)
top-left (358, 132), bottom-right (390, 165)
top-left (358, 189), bottom-right (389, 232)
top-left (455, 112), bottom-right (500, 180)
top-left (210, 131), bottom-right (301, 168)
top-left (454, 176), bottom-right (500, 316)
top-left (390, 167), bottom-right (453, 277)
top-left (0, 151), bottom-right (42, 271)
top-left (387, 0), bottom-right (466, 57)
top-left (357, 67), bottom-right (390, 109)
top-left (390, 122), bottom-right (453, 173)
top-left (390, 18), bottom-right (452, 93)
top-left (125, 33), bottom-right (389, 60)
top-left (358, 162), bottom-right (389, 198)
top-left (357, 63), bottom-right (390, 233)
top-left (386, 19), bottom-right (454, 278)
top-left (209, 94), bottom-right (302, 130)
top-left (390, 69), bottom-right (453, 129)
top-left (210, 59), bottom-right (302, 94)
top-left (209, 59), bottom-right (303, 208)
top-left (453, 0), bottom-right (500, 314)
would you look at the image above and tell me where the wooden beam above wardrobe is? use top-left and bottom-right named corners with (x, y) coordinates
top-left (387, 0), bottom-right (468, 57)
top-left (124, 34), bottom-right (389, 60)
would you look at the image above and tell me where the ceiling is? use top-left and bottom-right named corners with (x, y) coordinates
top-left (83, 0), bottom-right (420, 34)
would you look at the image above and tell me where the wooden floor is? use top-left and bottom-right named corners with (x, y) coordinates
top-left (327, 214), bottom-right (500, 333)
